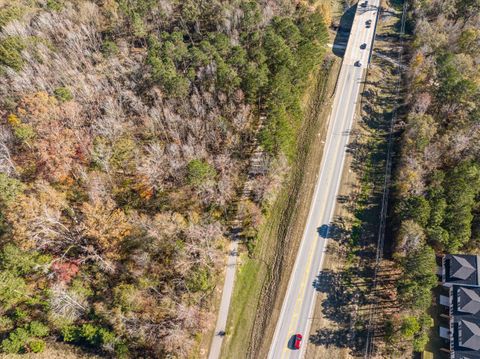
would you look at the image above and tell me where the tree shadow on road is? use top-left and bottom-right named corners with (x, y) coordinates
top-left (310, 327), bottom-right (368, 351)
top-left (310, 261), bottom-right (400, 352)
top-left (310, 268), bottom-right (369, 354)
top-left (332, 5), bottom-right (357, 57)
top-left (308, 4), bottom-right (407, 354)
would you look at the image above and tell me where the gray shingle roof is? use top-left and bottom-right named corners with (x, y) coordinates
top-left (459, 288), bottom-right (480, 315)
top-left (460, 320), bottom-right (480, 350)
top-left (452, 255), bottom-right (477, 280)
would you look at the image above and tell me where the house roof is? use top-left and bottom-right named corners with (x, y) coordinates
top-left (444, 254), bottom-right (480, 286)
top-left (443, 256), bottom-right (480, 358)
top-left (452, 256), bottom-right (477, 280)
top-left (460, 320), bottom-right (480, 350)
top-left (459, 288), bottom-right (480, 315)
top-left (451, 285), bottom-right (480, 359)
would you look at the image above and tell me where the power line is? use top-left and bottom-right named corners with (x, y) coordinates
top-left (363, 1), bottom-right (407, 357)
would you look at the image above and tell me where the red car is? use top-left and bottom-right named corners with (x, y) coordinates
top-left (293, 333), bottom-right (302, 349)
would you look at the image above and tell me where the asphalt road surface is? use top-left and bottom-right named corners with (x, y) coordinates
top-left (267, 1), bottom-right (380, 358)
top-left (208, 239), bottom-right (238, 359)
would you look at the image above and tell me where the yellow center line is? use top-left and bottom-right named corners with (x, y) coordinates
top-left (283, 62), bottom-right (357, 357)
top-left (279, 92), bottom-right (343, 359)
top-left (274, 8), bottom-right (370, 354)
top-left (281, 230), bottom-right (320, 359)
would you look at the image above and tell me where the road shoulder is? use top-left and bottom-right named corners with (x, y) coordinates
top-left (305, 0), bottom-right (407, 357)
top-left (221, 55), bottom-right (342, 359)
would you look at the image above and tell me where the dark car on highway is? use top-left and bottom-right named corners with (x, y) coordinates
top-left (360, 43), bottom-right (367, 49)
top-left (355, 60), bottom-right (362, 67)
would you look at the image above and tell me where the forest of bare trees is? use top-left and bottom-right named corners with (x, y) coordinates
top-left (388, 0), bottom-right (480, 353)
top-left (0, 0), bottom-right (328, 357)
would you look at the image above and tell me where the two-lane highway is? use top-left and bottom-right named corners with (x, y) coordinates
top-left (267, 1), bottom-right (380, 358)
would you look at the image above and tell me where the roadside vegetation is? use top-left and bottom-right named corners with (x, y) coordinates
top-left (389, 0), bottom-right (480, 354)
top-left (223, 55), bottom-right (339, 358)
top-left (307, 0), bottom-right (407, 354)
top-left (0, 0), bottom-right (328, 357)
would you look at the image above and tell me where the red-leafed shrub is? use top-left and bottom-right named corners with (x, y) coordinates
top-left (51, 261), bottom-right (80, 284)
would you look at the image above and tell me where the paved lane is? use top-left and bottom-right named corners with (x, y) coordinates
top-left (208, 240), bottom-right (238, 359)
top-left (267, 1), bottom-right (380, 358)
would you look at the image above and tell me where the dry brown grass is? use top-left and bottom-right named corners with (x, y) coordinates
top-left (0, 343), bottom-right (101, 359)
